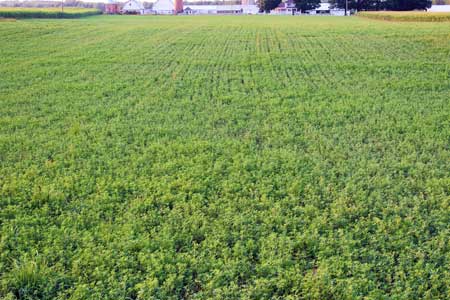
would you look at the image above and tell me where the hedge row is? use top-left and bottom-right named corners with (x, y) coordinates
top-left (358, 11), bottom-right (450, 22)
top-left (0, 7), bottom-right (101, 19)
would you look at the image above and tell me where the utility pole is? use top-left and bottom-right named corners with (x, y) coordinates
top-left (61, 0), bottom-right (64, 12)
top-left (345, 0), bottom-right (348, 16)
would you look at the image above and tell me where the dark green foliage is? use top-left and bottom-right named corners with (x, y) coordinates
top-left (384, 0), bottom-right (432, 10)
top-left (329, 0), bottom-right (381, 10)
top-left (0, 15), bottom-right (449, 300)
top-left (258, 0), bottom-right (282, 13)
top-left (330, 0), bottom-right (432, 10)
top-left (294, 0), bottom-right (321, 13)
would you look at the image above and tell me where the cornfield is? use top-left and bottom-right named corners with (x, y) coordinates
top-left (0, 7), bottom-right (101, 19)
top-left (358, 11), bottom-right (450, 22)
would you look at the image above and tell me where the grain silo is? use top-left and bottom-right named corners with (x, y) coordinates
top-left (174, 0), bottom-right (183, 13)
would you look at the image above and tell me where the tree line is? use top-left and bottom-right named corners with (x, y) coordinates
top-left (259, 0), bottom-right (433, 13)
top-left (329, 0), bottom-right (432, 11)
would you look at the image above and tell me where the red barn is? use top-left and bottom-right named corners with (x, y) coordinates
top-left (105, 0), bottom-right (120, 14)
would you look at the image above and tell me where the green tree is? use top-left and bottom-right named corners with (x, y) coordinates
top-left (330, 0), bottom-right (431, 10)
top-left (294, 0), bottom-right (321, 13)
top-left (384, 0), bottom-right (432, 10)
top-left (258, 0), bottom-right (282, 13)
top-left (329, 0), bottom-right (381, 11)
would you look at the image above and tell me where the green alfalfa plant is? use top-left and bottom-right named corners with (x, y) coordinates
top-left (1, 15), bottom-right (450, 300)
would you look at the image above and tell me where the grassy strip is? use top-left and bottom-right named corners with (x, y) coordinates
top-left (358, 11), bottom-right (450, 22)
top-left (0, 7), bottom-right (101, 19)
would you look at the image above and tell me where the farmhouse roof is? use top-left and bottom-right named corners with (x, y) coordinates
top-left (123, 0), bottom-right (144, 11)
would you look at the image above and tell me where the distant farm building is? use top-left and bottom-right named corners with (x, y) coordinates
top-left (127, 0), bottom-right (346, 15)
top-left (152, 0), bottom-right (175, 14)
top-left (151, 0), bottom-right (183, 14)
top-left (273, 0), bottom-right (296, 15)
top-left (429, 5), bottom-right (450, 11)
top-left (174, 0), bottom-right (183, 13)
top-left (151, 0), bottom-right (258, 14)
top-left (305, 3), bottom-right (345, 15)
top-left (122, 0), bottom-right (145, 14)
top-left (240, 0), bottom-right (258, 14)
top-left (270, 0), bottom-right (346, 15)
top-left (183, 5), bottom-right (252, 14)
top-left (151, 0), bottom-right (182, 14)
top-left (105, 0), bottom-right (120, 14)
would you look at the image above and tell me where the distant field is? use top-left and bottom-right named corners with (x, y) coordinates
top-left (0, 7), bottom-right (101, 18)
top-left (0, 15), bottom-right (449, 300)
top-left (359, 11), bottom-right (450, 22)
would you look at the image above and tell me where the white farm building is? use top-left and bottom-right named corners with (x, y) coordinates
top-left (122, 0), bottom-right (145, 14)
top-left (429, 5), bottom-right (450, 12)
top-left (131, 0), bottom-right (347, 15)
top-left (152, 0), bottom-right (175, 14)
top-left (183, 4), bottom-right (258, 14)
top-left (150, 0), bottom-right (257, 14)
top-left (305, 3), bottom-right (346, 16)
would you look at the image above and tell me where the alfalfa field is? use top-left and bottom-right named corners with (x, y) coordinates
top-left (0, 15), bottom-right (449, 300)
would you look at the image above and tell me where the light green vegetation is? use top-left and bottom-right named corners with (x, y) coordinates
top-left (0, 15), bottom-right (449, 300)
top-left (0, 7), bottom-right (101, 19)
top-left (358, 11), bottom-right (450, 22)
